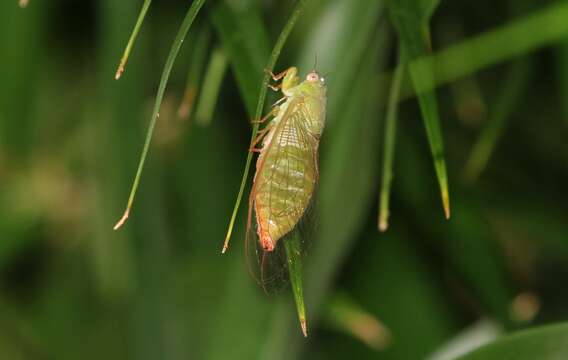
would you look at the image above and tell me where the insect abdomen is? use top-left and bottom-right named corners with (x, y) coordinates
top-left (254, 117), bottom-right (317, 251)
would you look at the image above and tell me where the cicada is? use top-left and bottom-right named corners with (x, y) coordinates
top-left (248, 67), bottom-right (327, 253)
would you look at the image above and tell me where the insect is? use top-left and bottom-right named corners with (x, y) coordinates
top-left (248, 66), bottom-right (327, 253)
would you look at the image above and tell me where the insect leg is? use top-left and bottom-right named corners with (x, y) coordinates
top-left (265, 68), bottom-right (290, 81)
top-left (272, 97), bottom-right (287, 107)
top-left (268, 83), bottom-right (281, 92)
top-left (265, 67), bottom-right (299, 92)
top-left (249, 121), bottom-right (275, 152)
top-left (249, 130), bottom-right (268, 152)
top-left (250, 106), bottom-right (279, 152)
top-left (251, 107), bottom-right (277, 124)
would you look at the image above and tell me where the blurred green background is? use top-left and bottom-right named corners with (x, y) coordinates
top-left (1, 0), bottom-right (568, 359)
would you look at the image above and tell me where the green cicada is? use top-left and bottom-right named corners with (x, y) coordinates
top-left (248, 66), bottom-right (327, 253)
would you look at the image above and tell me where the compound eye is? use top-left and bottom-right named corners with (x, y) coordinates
top-left (306, 72), bottom-right (319, 82)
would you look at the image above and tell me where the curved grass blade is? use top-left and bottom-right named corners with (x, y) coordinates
top-left (388, 0), bottom-right (450, 219)
top-left (195, 46), bottom-right (228, 126)
top-left (378, 49), bottom-right (405, 232)
top-left (221, 0), bottom-right (309, 253)
top-left (115, 0), bottom-right (151, 80)
top-left (463, 59), bottom-right (531, 182)
top-left (113, 0), bottom-right (207, 230)
top-left (284, 232), bottom-right (307, 337)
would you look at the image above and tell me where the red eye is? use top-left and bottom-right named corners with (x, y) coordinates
top-left (307, 72), bottom-right (319, 82)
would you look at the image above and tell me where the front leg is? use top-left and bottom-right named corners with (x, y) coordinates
top-left (265, 67), bottom-right (299, 92)
top-left (249, 123), bottom-right (274, 152)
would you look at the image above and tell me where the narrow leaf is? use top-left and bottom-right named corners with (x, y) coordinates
top-left (284, 233), bottom-right (307, 337)
top-left (378, 49), bottom-right (405, 232)
top-left (210, 0), bottom-right (270, 115)
top-left (115, 0), bottom-right (152, 80)
top-left (388, 0), bottom-right (450, 218)
top-left (178, 24), bottom-right (211, 120)
top-left (194, 46), bottom-right (228, 126)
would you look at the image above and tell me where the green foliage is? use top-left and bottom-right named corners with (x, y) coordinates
top-left (1, 0), bottom-right (568, 359)
top-left (388, 0), bottom-right (451, 218)
top-left (378, 51), bottom-right (404, 231)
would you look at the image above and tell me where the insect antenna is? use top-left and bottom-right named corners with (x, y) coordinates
top-left (312, 53), bottom-right (318, 71)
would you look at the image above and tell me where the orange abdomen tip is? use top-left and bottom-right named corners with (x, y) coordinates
top-left (261, 233), bottom-right (275, 252)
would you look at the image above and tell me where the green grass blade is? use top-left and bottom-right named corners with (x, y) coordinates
top-left (378, 50), bottom-right (405, 232)
top-left (211, 0), bottom-right (270, 115)
top-left (113, 0), bottom-right (207, 230)
top-left (178, 24), bottom-right (211, 119)
top-left (464, 59), bottom-right (531, 182)
top-left (195, 46), bottom-right (228, 126)
top-left (388, 0), bottom-right (451, 219)
top-left (114, 0), bottom-right (151, 80)
top-left (412, 65), bottom-right (450, 218)
top-left (284, 233), bottom-right (307, 337)
top-left (221, 0), bottom-right (309, 253)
